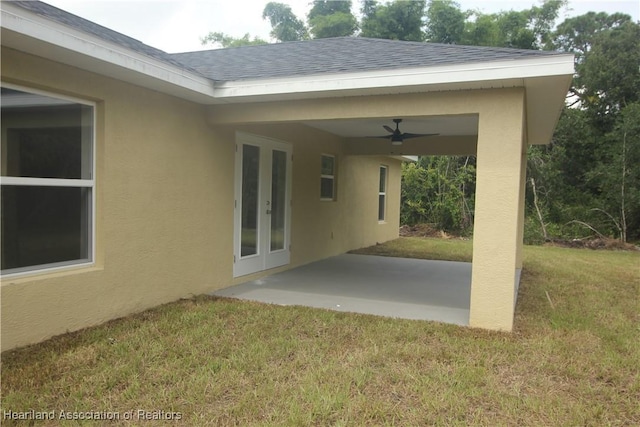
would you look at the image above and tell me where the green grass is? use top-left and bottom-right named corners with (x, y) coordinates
top-left (350, 236), bottom-right (474, 262)
top-left (2, 238), bottom-right (639, 426)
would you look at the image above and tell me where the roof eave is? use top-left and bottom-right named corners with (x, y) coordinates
top-left (1, 2), bottom-right (216, 103)
top-left (213, 55), bottom-right (573, 146)
top-left (212, 55), bottom-right (574, 101)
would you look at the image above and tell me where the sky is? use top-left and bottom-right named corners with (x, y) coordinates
top-left (45, 0), bottom-right (640, 53)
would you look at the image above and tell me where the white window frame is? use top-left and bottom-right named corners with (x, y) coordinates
top-left (1, 83), bottom-right (96, 278)
top-left (378, 165), bottom-right (388, 223)
top-left (320, 154), bottom-right (336, 201)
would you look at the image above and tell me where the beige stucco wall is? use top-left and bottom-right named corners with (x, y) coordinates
top-left (1, 49), bottom-right (401, 351)
top-left (1, 48), bottom-right (234, 351)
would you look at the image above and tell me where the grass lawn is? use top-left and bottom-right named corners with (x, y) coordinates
top-left (1, 237), bottom-right (639, 426)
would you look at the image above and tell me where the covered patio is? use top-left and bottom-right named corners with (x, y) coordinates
top-left (197, 35), bottom-right (573, 334)
top-left (213, 254), bottom-right (475, 325)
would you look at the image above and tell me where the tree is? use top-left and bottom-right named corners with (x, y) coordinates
top-left (424, 0), bottom-right (466, 44)
top-left (494, 10), bottom-right (537, 49)
top-left (308, 1), bottom-right (358, 38)
top-left (460, 1), bottom-right (565, 49)
top-left (461, 13), bottom-right (502, 47)
top-left (360, 0), bottom-right (426, 42)
top-left (586, 103), bottom-right (640, 242)
top-left (423, 0), bottom-right (565, 48)
top-left (531, 15), bottom-right (640, 241)
top-left (548, 12), bottom-right (633, 108)
top-left (201, 32), bottom-right (268, 48)
top-left (401, 156), bottom-right (475, 233)
top-left (262, 2), bottom-right (308, 42)
top-left (579, 21), bottom-right (640, 128)
top-left (528, 0), bottom-right (567, 48)
top-left (548, 11), bottom-right (631, 59)
top-left (525, 108), bottom-right (596, 241)
top-left (308, 0), bottom-right (352, 19)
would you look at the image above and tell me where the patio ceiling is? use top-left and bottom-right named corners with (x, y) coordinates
top-left (301, 115), bottom-right (480, 157)
top-left (302, 115), bottom-right (479, 139)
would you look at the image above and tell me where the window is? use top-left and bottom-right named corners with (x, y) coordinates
top-left (378, 165), bottom-right (388, 222)
top-left (320, 154), bottom-right (336, 201)
top-left (1, 86), bottom-right (95, 276)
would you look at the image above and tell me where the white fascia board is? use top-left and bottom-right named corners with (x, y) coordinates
top-left (1, 3), bottom-right (215, 99)
top-left (214, 54), bottom-right (575, 101)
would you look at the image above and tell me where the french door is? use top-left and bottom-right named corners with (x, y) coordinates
top-left (234, 133), bottom-right (292, 277)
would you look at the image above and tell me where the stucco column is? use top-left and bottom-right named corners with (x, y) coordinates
top-left (469, 89), bottom-right (526, 331)
top-left (515, 144), bottom-right (527, 270)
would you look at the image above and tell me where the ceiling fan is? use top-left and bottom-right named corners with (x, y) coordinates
top-left (369, 118), bottom-right (439, 146)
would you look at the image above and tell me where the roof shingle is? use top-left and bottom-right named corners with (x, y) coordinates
top-left (171, 37), bottom-right (564, 82)
top-left (9, 1), bottom-right (566, 84)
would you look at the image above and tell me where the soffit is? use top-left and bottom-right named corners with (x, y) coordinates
top-left (303, 115), bottom-right (479, 138)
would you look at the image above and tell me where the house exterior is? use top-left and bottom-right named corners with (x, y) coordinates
top-left (0, 1), bottom-right (574, 351)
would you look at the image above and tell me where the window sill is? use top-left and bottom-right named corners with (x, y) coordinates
top-left (1, 261), bottom-right (100, 283)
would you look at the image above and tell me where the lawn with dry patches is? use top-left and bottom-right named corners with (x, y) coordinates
top-left (2, 238), bottom-right (638, 426)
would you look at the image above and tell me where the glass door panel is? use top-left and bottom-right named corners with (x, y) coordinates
top-left (241, 144), bottom-right (260, 257)
top-left (270, 150), bottom-right (287, 252)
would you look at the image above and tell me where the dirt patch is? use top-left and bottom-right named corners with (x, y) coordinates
top-left (544, 237), bottom-right (640, 251)
top-left (400, 224), bottom-right (639, 251)
top-left (400, 224), bottom-right (455, 239)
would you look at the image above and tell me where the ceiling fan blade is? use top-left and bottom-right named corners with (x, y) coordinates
top-left (383, 125), bottom-right (395, 133)
top-left (401, 132), bottom-right (440, 140)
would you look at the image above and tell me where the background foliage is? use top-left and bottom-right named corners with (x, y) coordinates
top-left (202, 1), bottom-right (640, 243)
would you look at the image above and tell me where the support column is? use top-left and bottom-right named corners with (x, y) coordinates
top-left (469, 89), bottom-right (526, 331)
top-left (515, 144), bottom-right (527, 270)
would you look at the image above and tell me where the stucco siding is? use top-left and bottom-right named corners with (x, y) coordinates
top-left (1, 49), bottom-right (231, 351)
top-left (1, 49), bottom-right (401, 351)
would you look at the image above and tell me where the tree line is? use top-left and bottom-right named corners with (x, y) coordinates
top-left (202, 1), bottom-right (640, 243)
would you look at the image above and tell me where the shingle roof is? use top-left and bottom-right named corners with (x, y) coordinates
top-left (9, 0), bottom-right (194, 71)
top-left (10, 1), bottom-right (565, 84)
top-left (170, 37), bottom-right (564, 82)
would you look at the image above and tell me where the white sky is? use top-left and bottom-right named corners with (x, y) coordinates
top-left (45, 0), bottom-right (640, 53)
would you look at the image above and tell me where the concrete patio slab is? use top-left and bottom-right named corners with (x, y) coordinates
top-left (213, 254), bottom-right (472, 325)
